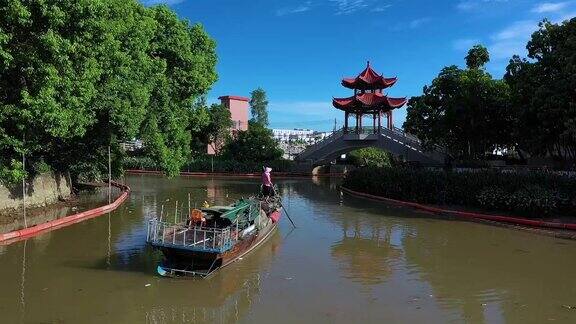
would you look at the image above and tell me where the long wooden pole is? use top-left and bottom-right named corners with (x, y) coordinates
top-left (174, 200), bottom-right (178, 224)
top-left (22, 149), bottom-right (27, 228)
top-left (108, 146), bottom-right (111, 204)
top-left (272, 186), bottom-right (296, 228)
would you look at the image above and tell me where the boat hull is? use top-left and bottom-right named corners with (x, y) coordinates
top-left (156, 209), bottom-right (281, 277)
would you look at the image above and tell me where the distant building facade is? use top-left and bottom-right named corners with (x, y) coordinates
top-left (219, 95), bottom-right (249, 132)
top-left (273, 129), bottom-right (334, 160)
top-left (120, 139), bottom-right (143, 152)
top-left (272, 129), bottom-right (315, 143)
top-left (272, 129), bottom-right (333, 144)
top-left (207, 95), bottom-right (249, 155)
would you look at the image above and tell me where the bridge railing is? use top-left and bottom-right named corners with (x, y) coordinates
top-left (392, 126), bottom-right (421, 143)
top-left (296, 126), bottom-right (447, 162)
top-left (297, 128), bottom-right (344, 160)
top-left (381, 126), bottom-right (423, 149)
top-left (389, 126), bottom-right (446, 156)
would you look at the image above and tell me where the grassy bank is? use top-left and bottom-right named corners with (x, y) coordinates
top-left (343, 167), bottom-right (576, 218)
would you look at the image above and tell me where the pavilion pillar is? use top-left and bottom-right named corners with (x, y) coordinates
top-left (359, 113), bottom-right (363, 133)
top-left (377, 111), bottom-right (382, 134)
top-left (344, 111), bottom-right (349, 133)
top-left (389, 111), bottom-right (394, 129)
top-left (372, 113), bottom-right (376, 134)
top-left (355, 113), bottom-right (359, 134)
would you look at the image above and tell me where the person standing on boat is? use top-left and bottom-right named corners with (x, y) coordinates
top-left (262, 167), bottom-right (274, 196)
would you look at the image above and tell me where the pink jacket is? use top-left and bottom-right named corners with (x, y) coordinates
top-left (262, 167), bottom-right (272, 187)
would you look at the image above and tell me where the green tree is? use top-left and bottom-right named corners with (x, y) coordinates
top-left (206, 103), bottom-right (233, 155)
top-left (504, 19), bottom-right (576, 160)
top-left (188, 96), bottom-right (212, 155)
top-left (0, 0), bottom-right (217, 182)
top-left (0, 0), bottom-right (158, 182)
top-left (223, 121), bottom-right (283, 162)
top-left (404, 47), bottom-right (512, 160)
top-left (249, 88), bottom-right (269, 126)
top-left (465, 44), bottom-right (490, 69)
top-left (348, 148), bottom-right (392, 167)
top-left (141, 5), bottom-right (217, 176)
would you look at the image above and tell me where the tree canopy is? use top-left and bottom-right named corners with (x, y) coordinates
top-left (465, 45), bottom-right (490, 70)
top-left (504, 19), bottom-right (576, 160)
top-left (0, 0), bottom-right (217, 183)
top-left (223, 121), bottom-right (283, 162)
top-left (348, 148), bottom-right (392, 168)
top-left (405, 19), bottom-right (576, 163)
top-left (404, 54), bottom-right (512, 160)
top-left (206, 103), bottom-right (233, 156)
top-left (249, 88), bottom-right (269, 126)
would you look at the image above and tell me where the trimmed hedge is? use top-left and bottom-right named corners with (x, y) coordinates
top-left (343, 167), bottom-right (576, 217)
top-left (123, 156), bottom-right (294, 173)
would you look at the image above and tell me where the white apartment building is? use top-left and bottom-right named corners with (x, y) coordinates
top-left (272, 129), bottom-right (333, 144)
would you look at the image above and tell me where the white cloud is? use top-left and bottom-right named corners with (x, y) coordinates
top-left (276, 2), bottom-right (313, 16)
top-left (488, 20), bottom-right (538, 59)
top-left (390, 17), bottom-right (432, 31)
top-left (277, 0), bottom-right (390, 16)
top-left (559, 11), bottom-right (576, 20)
top-left (372, 5), bottom-right (392, 12)
top-left (329, 0), bottom-right (370, 15)
top-left (409, 17), bottom-right (432, 29)
top-left (531, 2), bottom-right (570, 13)
top-left (141, 0), bottom-right (185, 5)
top-left (452, 38), bottom-right (481, 51)
top-left (489, 39), bottom-right (527, 59)
top-left (456, 0), bottom-right (510, 11)
top-left (491, 20), bottom-right (537, 41)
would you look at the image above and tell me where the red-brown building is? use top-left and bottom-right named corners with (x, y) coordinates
top-left (207, 95), bottom-right (249, 155)
top-left (333, 62), bottom-right (407, 133)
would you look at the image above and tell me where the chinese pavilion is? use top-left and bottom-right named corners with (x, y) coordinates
top-left (333, 62), bottom-right (407, 134)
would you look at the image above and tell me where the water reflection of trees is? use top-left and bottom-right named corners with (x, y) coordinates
top-left (331, 223), bottom-right (401, 286)
top-left (286, 177), bottom-right (403, 286)
top-left (285, 176), bottom-right (576, 323)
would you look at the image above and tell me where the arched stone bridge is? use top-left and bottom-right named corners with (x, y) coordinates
top-left (296, 127), bottom-right (447, 166)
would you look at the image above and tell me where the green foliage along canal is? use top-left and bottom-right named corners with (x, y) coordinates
top-left (1, 175), bottom-right (576, 323)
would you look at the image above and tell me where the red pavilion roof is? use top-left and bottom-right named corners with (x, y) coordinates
top-left (342, 61), bottom-right (398, 90)
top-left (333, 92), bottom-right (407, 112)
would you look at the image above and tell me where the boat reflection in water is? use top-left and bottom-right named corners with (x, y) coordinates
top-left (143, 230), bottom-right (282, 324)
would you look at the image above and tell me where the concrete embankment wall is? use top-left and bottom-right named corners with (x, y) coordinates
top-left (0, 172), bottom-right (72, 212)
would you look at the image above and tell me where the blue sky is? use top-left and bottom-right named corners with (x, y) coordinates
top-left (143, 0), bottom-right (575, 131)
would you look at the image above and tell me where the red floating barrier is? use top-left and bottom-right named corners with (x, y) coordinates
top-left (0, 182), bottom-right (131, 245)
top-left (341, 186), bottom-right (576, 231)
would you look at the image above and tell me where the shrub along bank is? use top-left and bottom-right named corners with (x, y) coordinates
top-left (123, 156), bottom-right (294, 174)
top-left (343, 167), bottom-right (576, 218)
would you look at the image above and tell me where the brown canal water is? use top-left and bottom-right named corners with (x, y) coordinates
top-left (1, 175), bottom-right (575, 324)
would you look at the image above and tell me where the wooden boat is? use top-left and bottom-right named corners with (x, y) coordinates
top-left (146, 195), bottom-right (282, 278)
